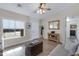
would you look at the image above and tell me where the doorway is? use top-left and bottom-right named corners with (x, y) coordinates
top-left (66, 17), bottom-right (79, 42)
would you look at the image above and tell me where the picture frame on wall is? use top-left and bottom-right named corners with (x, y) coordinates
top-left (48, 20), bottom-right (60, 30)
top-left (26, 23), bottom-right (31, 29)
top-left (70, 24), bottom-right (77, 29)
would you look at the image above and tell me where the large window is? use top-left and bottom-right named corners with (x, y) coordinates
top-left (3, 19), bottom-right (25, 40)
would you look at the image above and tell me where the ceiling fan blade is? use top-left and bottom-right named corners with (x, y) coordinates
top-left (47, 8), bottom-right (51, 10)
top-left (34, 10), bottom-right (37, 13)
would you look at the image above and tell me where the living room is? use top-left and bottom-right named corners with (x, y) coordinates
top-left (0, 3), bottom-right (79, 56)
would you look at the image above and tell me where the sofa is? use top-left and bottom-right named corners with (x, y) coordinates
top-left (49, 37), bottom-right (79, 56)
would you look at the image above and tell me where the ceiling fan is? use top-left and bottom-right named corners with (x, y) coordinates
top-left (39, 3), bottom-right (51, 10)
top-left (36, 3), bottom-right (51, 14)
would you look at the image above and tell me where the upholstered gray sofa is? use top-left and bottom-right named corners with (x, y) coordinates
top-left (49, 37), bottom-right (79, 56)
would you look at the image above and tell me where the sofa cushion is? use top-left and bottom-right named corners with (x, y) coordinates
top-left (64, 38), bottom-right (79, 55)
top-left (49, 44), bottom-right (69, 56)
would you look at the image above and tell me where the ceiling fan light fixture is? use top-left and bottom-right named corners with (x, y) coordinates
top-left (39, 3), bottom-right (47, 9)
top-left (37, 9), bottom-right (46, 14)
top-left (37, 3), bottom-right (47, 14)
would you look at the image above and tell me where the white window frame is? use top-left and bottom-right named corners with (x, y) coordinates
top-left (2, 19), bottom-right (25, 40)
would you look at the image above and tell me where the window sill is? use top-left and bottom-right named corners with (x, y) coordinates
top-left (2, 36), bottom-right (25, 40)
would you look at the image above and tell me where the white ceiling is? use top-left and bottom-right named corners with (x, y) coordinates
top-left (0, 3), bottom-right (79, 19)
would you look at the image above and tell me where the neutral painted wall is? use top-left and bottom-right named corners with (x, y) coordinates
top-left (0, 19), bottom-right (3, 49)
top-left (30, 17), bottom-right (40, 40)
top-left (0, 9), bottom-right (31, 48)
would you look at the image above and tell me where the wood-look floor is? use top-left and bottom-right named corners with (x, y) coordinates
top-left (38, 39), bottom-right (58, 56)
top-left (3, 39), bottom-right (58, 56)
